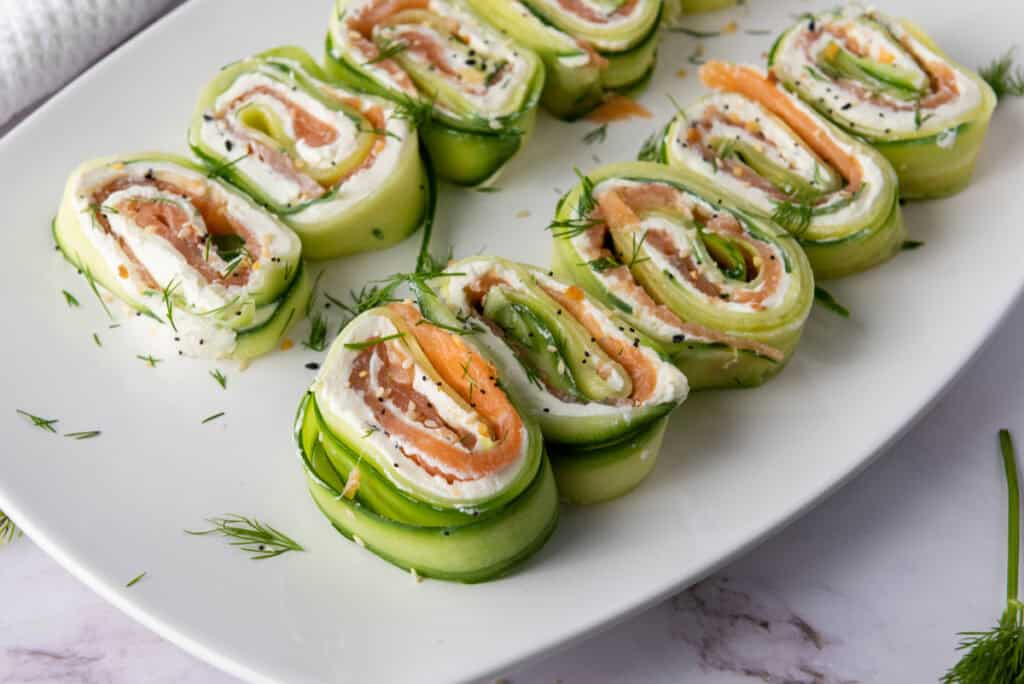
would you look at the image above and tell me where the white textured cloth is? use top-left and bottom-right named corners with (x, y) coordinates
top-left (0, 0), bottom-right (180, 128)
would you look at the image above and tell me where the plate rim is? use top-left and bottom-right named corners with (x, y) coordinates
top-left (1, 1), bottom-right (1022, 682)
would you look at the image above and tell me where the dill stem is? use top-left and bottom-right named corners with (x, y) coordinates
top-left (1001, 429), bottom-right (1020, 610)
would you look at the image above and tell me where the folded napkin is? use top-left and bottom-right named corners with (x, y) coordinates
top-left (0, 0), bottom-right (180, 129)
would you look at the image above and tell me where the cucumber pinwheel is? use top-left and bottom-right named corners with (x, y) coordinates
top-left (297, 300), bottom-right (557, 582)
top-left (439, 256), bottom-right (689, 504)
top-left (551, 162), bottom-right (813, 390)
top-left (54, 154), bottom-right (309, 360)
top-left (768, 5), bottom-right (996, 199)
top-left (462, 0), bottom-right (663, 119)
top-left (189, 46), bottom-right (428, 260)
top-left (325, 0), bottom-right (545, 186)
top-left (643, 61), bottom-right (905, 279)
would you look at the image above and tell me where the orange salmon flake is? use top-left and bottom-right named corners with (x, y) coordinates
top-left (281, 338), bottom-right (294, 351)
top-left (117, 264), bottom-right (129, 279)
top-left (587, 95), bottom-right (653, 123)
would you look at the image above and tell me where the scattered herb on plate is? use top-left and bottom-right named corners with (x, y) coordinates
top-left (186, 515), bottom-right (305, 560)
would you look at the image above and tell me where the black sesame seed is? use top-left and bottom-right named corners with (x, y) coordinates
top-left (305, 362), bottom-right (320, 370)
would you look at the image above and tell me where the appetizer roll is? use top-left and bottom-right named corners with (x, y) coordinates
top-left (54, 154), bottom-right (309, 360)
top-left (325, 0), bottom-right (545, 186)
top-left (768, 6), bottom-right (996, 199)
top-left (298, 301), bottom-right (557, 582)
top-left (551, 162), bottom-right (813, 390)
top-left (644, 61), bottom-right (905, 279)
top-left (190, 46), bottom-right (428, 260)
top-left (463, 0), bottom-right (663, 119)
top-left (440, 256), bottom-right (689, 504)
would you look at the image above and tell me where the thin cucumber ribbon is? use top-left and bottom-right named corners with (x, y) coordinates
top-left (325, 0), bottom-right (546, 186)
top-left (768, 5), bottom-right (996, 199)
top-left (551, 161), bottom-right (814, 390)
top-left (440, 256), bottom-right (689, 504)
top-left (189, 46), bottom-right (428, 260)
top-left (298, 300), bottom-right (557, 582)
top-left (643, 61), bottom-right (905, 279)
top-left (54, 154), bottom-right (309, 360)
top-left (463, 0), bottom-right (663, 119)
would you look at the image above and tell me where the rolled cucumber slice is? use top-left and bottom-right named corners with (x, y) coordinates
top-left (440, 256), bottom-right (689, 504)
top-left (551, 161), bottom-right (814, 390)
top-left (768, 6), bottom-right (996, 199)
top-left (645, 61), bottom-right (906, 279)
top-left (54, 153), bottom-right (307, 360)
top-left (325, 0), bottom-right (545, 185)
top-left (190, 46), bottom-right (428, 260)
top-left (298, 300), bottom-right (556, 581)
top-left (465, 0), bottom-right (663, 119)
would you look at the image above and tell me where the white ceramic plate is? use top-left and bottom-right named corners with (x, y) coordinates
top-left (2, 1), bottom-right (1022, 682)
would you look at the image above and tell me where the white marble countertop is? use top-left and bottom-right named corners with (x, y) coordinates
top-left (3, 284), bottom-right (1022, 683)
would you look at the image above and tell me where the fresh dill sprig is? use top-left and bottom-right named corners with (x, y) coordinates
top-left (913, 100), bottom-right (934, 130)
top-left (196, 296), bottom-right (242, 319)
top-left (304, 312), bottom-right (329, 352)
top-left (137, 354), bottom-right (162, 368)
top-left (202, 412), bottom-right (225, 424)
top-left (206, 153), bottom-right (249, 180)
top-left (16, 409), bottom-right (58, 433)
top-left (186, 514), bottom-right (305, 560)
top-left (93, 333), bottom-right (102, 347)
top-left (328, 281), bottom-right (401, 328)
top-left (476, 186), bottom-right (502, 193)
top-left (161, 279), bottom-right (180, 332)
top-left (306, 270), bottom-right (325, 318)
top-left (125, 572), bottom-right (147, 588)
top-left (344, 332), bottom-right (405, 351)
top-left (547, 217), bottom-right (601, 240)
top-left (902, 240), bottom-right (925, 251)
top-left (980, 48), bottom-right (1024, 100)
top-left (221, 248), bottom-right (250, 278)
top-left (62, 290), bottom-right (80, 307)
top-left (548, 169), bottom-right (601, 239)
top-left (583, 124), bottom-right (608, 145)
top-left (772, 200), bottom-right (814, 235)
top-left (637, 130), bottom-right (662, 162)
top-left (0, 509), bottom-right (20, 546)
top-left (943, 430), bottom-right (1024, 683)
top-left (356, 124), bottom-right (400, 140)
top-left (64, 430), bottom-right (101, 440)
top-left (813, 286), bottom-right (850, 318)
top-left (628, 230), bottom-right (651, 268)
top-left (666, 27), bottom-right (721, 38)
top-left (365, 39), bottom-right (409, 65)
top-left (391, 93), bottom-right (437, 131)
top-left (460, 355), bottom-right (478, 405)
top-left (210, 369), bottom-right (228, 389)
top-left (575, 167), bottom-right (597, 215)
top-left (0, 510), bottom-right (19, 545)
top-left (77, 255), bottom-right (113, 319)
top-left (580, 256), bottom-right (622, 272)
